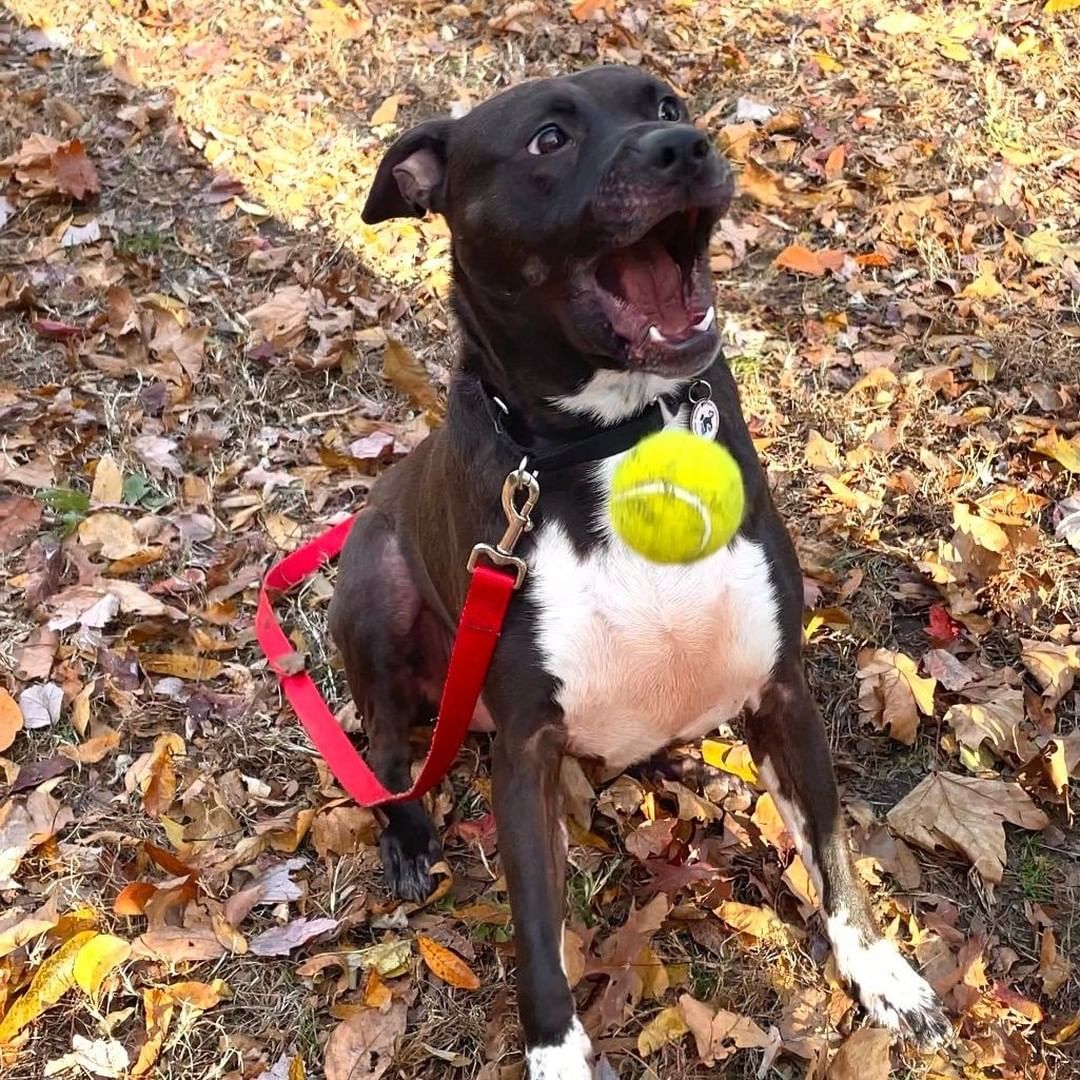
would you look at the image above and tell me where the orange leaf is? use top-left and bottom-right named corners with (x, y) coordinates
top-left (114, 882), bottom-right (157, 916)
top-left (774, 244), bottom-right (825, 276)
top-left (417, 935), bottom-right (481, 991)
top-left (824, 144), bottom-right (845, 180)
top-left (856, 251), bottom-right (892, 268)
top-left (0, 686), bottom-right (22, 752)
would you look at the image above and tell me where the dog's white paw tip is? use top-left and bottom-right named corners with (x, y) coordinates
top-left (526, 1017), bottom-right (594, 1080)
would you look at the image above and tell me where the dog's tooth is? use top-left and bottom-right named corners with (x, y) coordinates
top-left (648, 325), bottom-right (665, 344)
top-left (693, 307), bottom-right (716, 332)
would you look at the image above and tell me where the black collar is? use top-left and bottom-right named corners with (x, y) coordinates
top-left (475, 378), bottom-right (687, 472)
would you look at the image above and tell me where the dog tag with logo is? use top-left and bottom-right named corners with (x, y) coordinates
top-left (689, 382), bottom-right (719, 441)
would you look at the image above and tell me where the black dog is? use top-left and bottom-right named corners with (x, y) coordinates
top-left (330, 66), bottom-right (949, 1077)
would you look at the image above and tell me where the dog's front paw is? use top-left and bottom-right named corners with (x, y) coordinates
top-left (828, 921), bottom-right (951, 1049)
top-left (380, 824), bottom-right (442, 903)
top-left (526, 1017), bottom-right (594, 1080)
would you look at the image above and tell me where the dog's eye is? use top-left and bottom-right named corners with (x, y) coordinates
top-left (658, 97), bottom-right (681, 122)
top-left (528, 124), bottom-right (569, 156)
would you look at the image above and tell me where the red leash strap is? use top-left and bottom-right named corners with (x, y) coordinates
top-left (254, 505), bottom-right (522, 807)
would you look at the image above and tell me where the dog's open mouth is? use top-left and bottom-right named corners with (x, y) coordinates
top-left (591, 208), bottom-right (715, 366)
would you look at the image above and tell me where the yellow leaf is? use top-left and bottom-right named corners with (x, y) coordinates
top-left (812, 51), bottom-right (843, 73)
top-left (91, 454), bottom-right (124, 503)
top-left (74, 933), bottom-right (131, 999)
top-left (289, 1055), bottom-right (306, 1080)
top-left (874, 11), bottom-right (929, 33)
top-left (1045, 0), bottom-right (1080, 12)
top-left (1034, 430), bottom-right (1080, 473)
top-left (0, 929), bottom-right (97, 1042)
top-left (131, 987), bottom-right (174, 1076)
top-left (417, 935), bottom-right (481, 991)
top-left (638, 1004), bottom-right (689, 1056)
top-left (165, 979), bottom-right (227, 1010)
top-left (701, 739), bottom-right (759, 784)
top-left (370, 94), bottom-right (401, 126)
top-left (265, 512), bottom-right (303, 551)
top-left (139, 653), bottom-right (223, 680)
top-left (961, 264), bottom-right (1004, 299)
top-left (937, 37), bottom-right (971, 61)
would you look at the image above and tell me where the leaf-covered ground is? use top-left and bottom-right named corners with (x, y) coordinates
top-left (1, 2), bottom-right (1078, 1078)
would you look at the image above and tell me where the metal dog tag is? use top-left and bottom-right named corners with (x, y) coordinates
top-left (689, 381), bottom-right (719, 441)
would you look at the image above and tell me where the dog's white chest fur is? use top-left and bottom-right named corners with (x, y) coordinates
top-left (529, 509), bottom-right (781, 770)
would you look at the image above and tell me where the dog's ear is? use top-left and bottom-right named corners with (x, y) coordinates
top-left (362, 119), bottom-right (453, 224)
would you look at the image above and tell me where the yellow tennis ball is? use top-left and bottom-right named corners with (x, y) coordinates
top-left (609, 429), bottom-right (745, 564)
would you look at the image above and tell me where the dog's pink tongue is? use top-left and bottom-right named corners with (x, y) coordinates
top-left (611, 239), bottom-right (689, 337)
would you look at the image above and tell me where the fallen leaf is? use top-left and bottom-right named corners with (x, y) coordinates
top-left (1039, 927), bottom-right (1071, 997)
top-left (0, 899), bottom-right (59, 959)
top-left (324, 1000), bottom-right (407, 1080)
top-left (78, 512), bottom-right (141, 559)
top-left (887, 772), bottom-right (1048, 883)
top-left (246, 285), bottom-right (310, 351)
top-left (0, 494), bottom-right (42, 553)
top-left (131, 986), bottom-right (173, 1076)
top-left (775, 244), bottom-right (826, 277)
top-left (383, 339), bottom-right (442, 419)
top-left (874, 11), bottom-right (929, 33)
top-left (827, 1027), bottom-right (891, 1079)
top-left (944, 689), bottom-right (1026, 760)
top-left (1021, 639), bottom-right (1080, 709)
top-left (114, 882), bottom-right (157, 916)
top-left (19, 682), bottom-right (64, 729)
top-left (1034, 430), bottom-right (1080, 473)
top-left (140, 653), bottom-right (223, 680)
top-left (678, 994), bottom-right (771, 1067)
top-left (74, 933), bottom-right (131, 999)
top-left (701, 739), bottom-right (758, 784)
top-left (417, 935), bottom-right (481, 990)
top-left (715, 901), bottom-right (792, 945)
top-left (90, 454), bottom-right (124, 503)
top-left (130, 926), bottom-right (226, 962)
top-left (249, 917), bottom-right (340, 956)
top-left (857, 649), bottom-right (936, 745)
top-left (59, 723), bottom-right (121, 764)
top-left (132, 434), bottom-right (182, 476)
top-left (1045, 0), bottom-right (1080, 12)
top-left (1055, 494), bottom-right (1080, 551)
top-left (44, 1034), bottom-right (129, 1078)
top-left (0, 929), bottom-right (97, 1041)
top-left (638, 1004), bottom-right (689, 1056)
top-left (0, 688), bottom-right (23, 751)
top-left (370, 94), bottom-right (401, 126)
top-left (51, 139), bottom-right (100, 199)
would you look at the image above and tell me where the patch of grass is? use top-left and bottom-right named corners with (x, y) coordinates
top-left (1016, 835), bottom-right (1054, 903)
top-left (115, 227), bottom-right (168, 256)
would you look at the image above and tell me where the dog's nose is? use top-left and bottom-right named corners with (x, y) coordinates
top-left (639, 126), bottom-right (712, 179)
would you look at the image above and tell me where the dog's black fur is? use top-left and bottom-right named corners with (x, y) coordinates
top-left (330, 66), bottom-right (949, 1076)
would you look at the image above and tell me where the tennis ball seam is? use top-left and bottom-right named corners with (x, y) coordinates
top-left (609, 481), bottom-right (712, 558)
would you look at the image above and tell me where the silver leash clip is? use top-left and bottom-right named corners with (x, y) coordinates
top-left (467, 458), bottom-right (540, 589)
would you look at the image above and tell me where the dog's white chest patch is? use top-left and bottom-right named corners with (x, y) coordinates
top-left (529, 518), bottom-right (781, 770)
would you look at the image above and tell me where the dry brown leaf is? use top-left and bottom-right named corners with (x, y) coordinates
top-left (140, 653), bottom-right (223, 680)
top-left (944, 688), bottom-right (1026, 760)
top-left (827, 1027), bottom-right (891, 1079)
top-left (678, 993), bottom-right (771, 1067)
top-left (0, 494), bottom-right (42, 553)
top-left (1039, 927), bottom-right (1071, 997)
top-left (324, 1000), bottom-right (407, 1080)
top-left (130, 926), bottom-right (226, 963)
top-left (78, 512), bottom-right (142, 559)
top-left (91, 454), bottom-right (124, 503)
top-left (887, 772), bottom-right (1048, 884)
top-left (857, 649), bottom-right (937, 745)
top-left (59, 723), bottom-right (121, 764)
top-left (249, 916), bottom-right (339, 956)
top-left (0, 899), bottom-right (59, 960)
top-left (246, 285), bottom-right (310, 350)
top-left (383, 338), bottom-right (443, 419)
top-left (1021, 639), bottom-right (1080, 709)
top-left (417, 935), bottom-right (481, 990)
top-left (51, 139), bottom-right (99, 199)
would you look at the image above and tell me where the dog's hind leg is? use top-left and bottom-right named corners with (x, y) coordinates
top-left (329, 510), bottom-right (443, 903)
top-left (745, 664), bottom-right (951, 1049)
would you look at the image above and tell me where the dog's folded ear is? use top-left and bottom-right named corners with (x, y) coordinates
top-left (362, 119), bottom-right (453, 224)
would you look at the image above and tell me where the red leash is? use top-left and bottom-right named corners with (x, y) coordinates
top-left (254, 465), bottom-right (538, 807)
